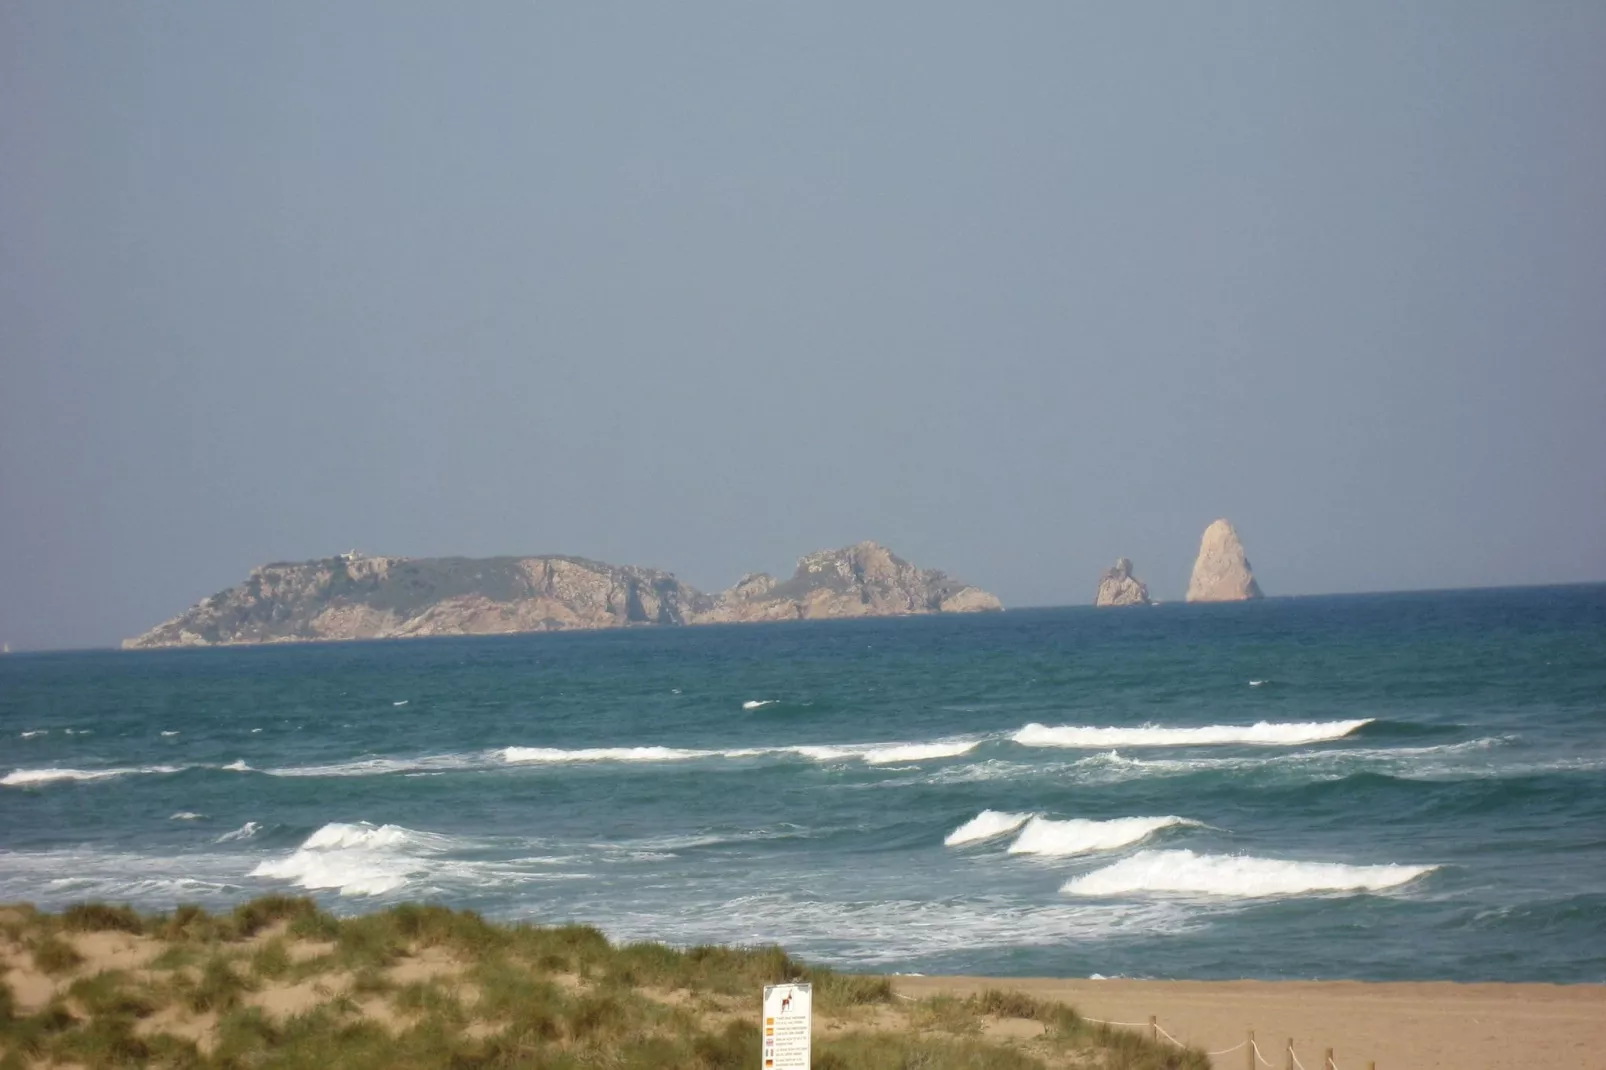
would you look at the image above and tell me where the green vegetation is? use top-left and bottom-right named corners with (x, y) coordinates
top-left (0, 898), bottom-right (1209, 1070)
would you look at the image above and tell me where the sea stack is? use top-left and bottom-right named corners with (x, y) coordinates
top-left (1094, 558), bottom-right (1151, 607)
top-left (1185, 519), bottom-right (1264, 602)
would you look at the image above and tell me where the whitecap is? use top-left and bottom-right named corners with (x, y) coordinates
top-left (20, 730), bottom-right (47, 739)
top-left (161, 730), bottom-right (181, 737)
top-left (265, 753), bottom-right (485, 777)
top-left (216, 821), bottom-right (261, 842)
top-left (2, 766), bottom-right (181, 788)
top-left (1248, 680), bottom-right (1267, 687)
top-left (170, 811), bottom-right (206, 821)
top-left (1007, 815), bottom-right (1198, 857)
top-left (503, 745), bottom-right (715, 764)
top-left (249, 821), bottom-right (453, 896)
top-left (393, 700), bottom-right (409, 707)
top-left (862, 739), bottom-right (980, 765)
top-left (1012, 719), bottom-right (1371, 749)
top-left (742, 699), bottom-right (777, 710)
top-left (944, 810), bottom-right (1033, 846)
top-left (223, 759), bottom-right (252, 772)
top-left (1061, 849), bottom-right (1437, 898)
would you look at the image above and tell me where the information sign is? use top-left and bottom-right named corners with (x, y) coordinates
top-left (760, 982), bottom-right (812, 1069)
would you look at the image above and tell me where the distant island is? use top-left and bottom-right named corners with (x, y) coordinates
top-left (122, 541), bottom-right (1002, 648)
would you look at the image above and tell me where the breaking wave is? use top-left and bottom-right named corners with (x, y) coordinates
top-left (944, 810), bottom-right (1034, 846)
top-left (249, 821), bottom-right (454, 896)
top-left (861, 740), bottom-right (980, 765)
top-left (2, 765), bottom-right (182, 787)
top-left (1013, 719), bottom-right (1372, 749)
top-left (1007, 816), bottom-right (1198, 857)
top-left (504, 745), bottom-right (721, 764)
top-left (216, 821), bottom-right (261, 843)
top-left (502, 738), bottom-right (982, 767)
top-left (1062, 849), bottom-right (1438, 898)
top-left (742, 699), bottom-right (777, 710)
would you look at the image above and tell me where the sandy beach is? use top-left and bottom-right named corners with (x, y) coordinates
top-left (894, 975), bottom-right (1606, 1070)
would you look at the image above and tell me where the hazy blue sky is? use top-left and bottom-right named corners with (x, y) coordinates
top-left (3, 3), bottom-right (1604, 649)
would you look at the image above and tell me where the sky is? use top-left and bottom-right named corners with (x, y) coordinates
top-left (2, 3), bottom-right (1604, 650)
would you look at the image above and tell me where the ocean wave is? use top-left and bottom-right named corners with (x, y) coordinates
top-left (161, 730), bottom-right (181, 737)
top-left (502, 739), bottom-right (983, 767)
top-left (1007, 816), bottom-right (1198, 857)
top-left (1062, 849), bottom-right (1437, 898)
top-left (264, 753), bottom-right (484, 777)
top-left (249, 821), bottom-right (454, 896)
top-left (1012, 719), bottom-right (1372, 749)
top-left (170, 811), bottom-right (206, 821)
top-left (742, 699), bottom-right (777, 710)
top-left (504, 745), bottom-right (720, 764)
top-left (861, 740), bottom-right (980, 765)
top-left (589, 892), bottom-right (1201, 966)
top-left (216, 821), bottom-right (261, 843)
top-left (2, 765), bottom-right (182, 787)
top-left (945, 810), bottom-right (1034, 846)
top-left (20, 730), bottom-right (47, 739)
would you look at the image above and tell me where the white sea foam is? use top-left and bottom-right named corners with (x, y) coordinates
top-left (250, 728), bottom-right (263, 733)
top-left (742, 699), bottom-right (777, 710)
top-left (502, 740), bottom-right (977, 766)
top-left (170, 811), bottom-right (206, 821)
top-left (393, 700), bottom-right (409, 707)
top-left (591, 892), bottom-right (1200, 966)
top-left (249, 821), bottom-right (453, 896)
top-left (1248, 680), bottom-right (1267, 687)
top-left (266, 753), bottom-right (484, 777)
top-left (504, 745), bottom-right (716, 764)
top-left (1062, 849), bottom-right (1438, 898)
top-left (1008, 816), bottom-right (1198, 857)
top-left (223, 759), bottom-right (252, 772)
top-left (161, 730), bottom-right (181, 737)
top-left (2, 766), bottom-right (181, 787)
top-left (862, 739), bottom-right (980, 765)
top-left (1013, 719), bottom-right (1371, 749)
top-left (216, 821), bottom-right (261, 842)
top-left (944, 810), bottom-right (1034, 846)
top-left (20, 730), bottom-right (47, 739)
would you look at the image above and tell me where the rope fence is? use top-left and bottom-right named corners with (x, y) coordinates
top-left (1088, 1013), bottom-right (1374, 1070)
top-left (895, 996), bottom-right (1377, 1067)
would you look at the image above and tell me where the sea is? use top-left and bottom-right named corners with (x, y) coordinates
top-left (3, 587), bottom-right (1604, 983)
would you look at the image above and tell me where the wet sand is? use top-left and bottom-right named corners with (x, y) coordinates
top-left (893, 976), bottom-right (1606, 1070)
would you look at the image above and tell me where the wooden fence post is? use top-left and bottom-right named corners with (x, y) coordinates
top-left (1148, 1015), bottom-right (1157, 1043)
top-left (1286, 1037), bottom-right (1294, 1070)
top-left (1246, 1030), bottom-right (1255, 1070)
top-left (1324, 1047), bottom-right (1334, 1070)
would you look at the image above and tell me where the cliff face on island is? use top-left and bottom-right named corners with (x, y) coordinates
top-left (1094, 558), bottom-right (1152, 607)
top-left (1185, 519), bottom-right (1264, 602)
top-left (122, 541), bottom-right (1002, 648)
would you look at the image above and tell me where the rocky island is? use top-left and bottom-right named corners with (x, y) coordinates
top-left (1185, 519), bottom-right (1264, 602)
top-left (1094, 558), bottom-right (1152, 606)
top-left (122, 541), bottom-right (1001, 648)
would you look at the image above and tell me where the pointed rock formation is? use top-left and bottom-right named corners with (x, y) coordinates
top-left (1185, 520), bottom-right (1264, 602)
top-left (1095, 558), bottom-right (1151, 607)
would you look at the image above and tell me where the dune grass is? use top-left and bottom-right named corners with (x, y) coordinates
top-left (0, 897), bottom-right (1209, 1069)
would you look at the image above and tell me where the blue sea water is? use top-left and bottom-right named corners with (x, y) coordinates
top-left (3, 587), bottom-right (1604, 983)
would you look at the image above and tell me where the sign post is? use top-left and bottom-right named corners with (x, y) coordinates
top-left (761, 982), bottom-right (812, 1069)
